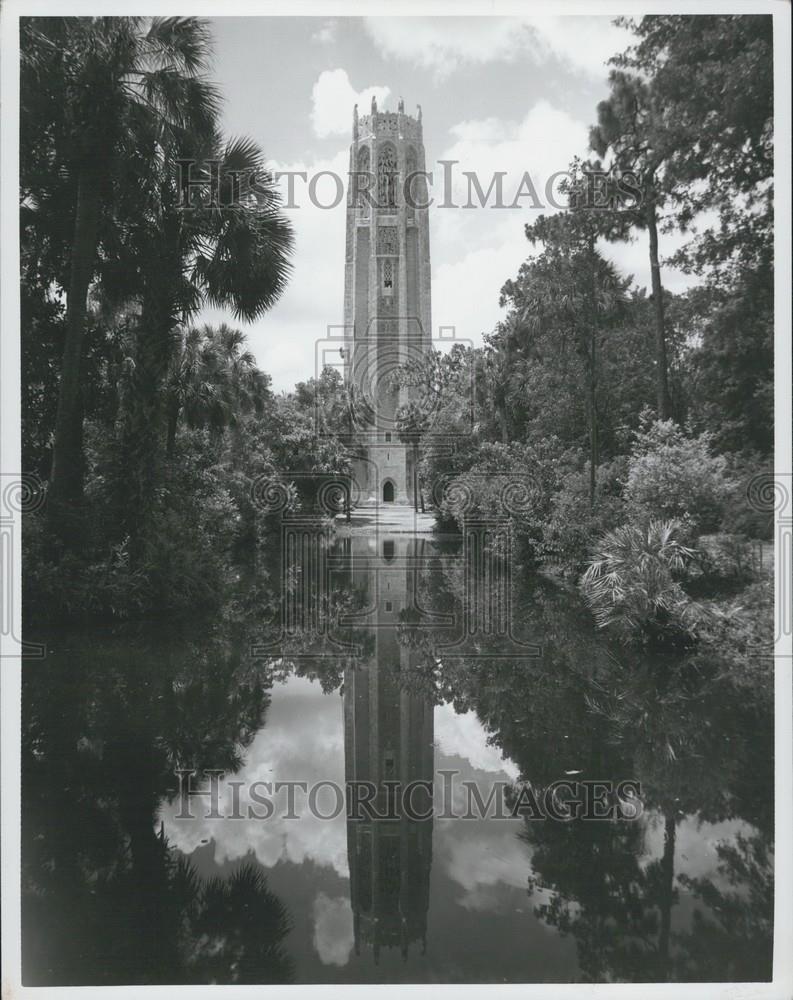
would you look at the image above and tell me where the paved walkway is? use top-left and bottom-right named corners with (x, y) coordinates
top-left (334, 502), bottom-right (437, 535)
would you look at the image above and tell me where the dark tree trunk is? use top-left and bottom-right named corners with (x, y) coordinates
top-left (646, 199), bottom-right (672, 421)
top-left (165, 399), bottom-right (180, 457)
top-left (589, 331), bottom-right (598, 511)
top-left (586, 252), bottom-right (599, 511)
top-left (120, 288), bottom-right (175, 555)
top-left (49, 164), bottom-right (102, 512)
top-left (589, 350), bottom-right (598, 510)
top-left (119, 205), bottom-right (181, 556)
top-left (498, 336), bottom-right (512, 443)
top-left (657, 809), bottom-right (677, 979)
top-left (497, 380), bottom-right (511, 443)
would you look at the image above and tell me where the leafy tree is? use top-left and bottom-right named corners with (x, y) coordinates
top-left (391, 346), bottom-right (484, 510)
top-left (114, 132), bottom-right (292, 548)
top-left (614, 15), bottom-right (773, 284)
top-left (504, 212), bottom-right (629, 507)
top-left (589, 74), bottom-right (683, 419)
top-left (677, 276), bottom-right (773, 455)
top-left (21, 17), bottom-right (221, 509)
top-left (625, 418), bottom-right (731, 533)
top-left (395, 401), bottom-right (428, 512)
top-left (165, 323), bottom-right (271, 456)
top-left (266, 381), bottom-right (353, 514)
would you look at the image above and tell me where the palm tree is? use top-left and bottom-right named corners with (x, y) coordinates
top-left (165, 323), bottom-right (270, 456)
top-left (116, 132), bottom-right (292, 543)
top-left (581, 519), bottom-right (697, 638)
top-left (21, 17), bottom-right (221, 511)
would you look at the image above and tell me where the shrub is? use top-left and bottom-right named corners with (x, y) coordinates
top-left (719, 452), bottom-right (774, 541)
top-left (625, 419), bottom-right (731, 534)
top-left (686, 576), bottom-right (774, 697)
top-left (435, 439), bottom-right (571, 561)
top-left (581, 519), bottom-right (699, 641)
top-left (22, 513), bottom-right (150, 622)
top-left (687, 533), bottom-right (758, 591)
top-left (537, 458), bottom-right (628, 574)
top-left (23, 429), bottom-right (239, 623)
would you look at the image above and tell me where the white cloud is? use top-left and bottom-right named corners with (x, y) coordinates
top-left (364, 17), bottom-right (532, 79)
top-left (434, 100), bottom-right (589, 231)
top-left (427, 101), bottom-right (701, 348)
top-left (311, 20), bottom-right (337, 46)
top-left (311, 68), bottom-right (391, 139)
top-left (429, 101), bottom-right (589, 345)
top-left (526, 16), bottom-right (629, 79)
top-left (363, 16), bottom-right (626, 80)
top-left (435, 817), bottom-right (533, 912)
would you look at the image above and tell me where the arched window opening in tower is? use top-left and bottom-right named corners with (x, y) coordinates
top-left (357, 146), bottom-right (371, 214)
top-left (377, 143), bottom-right (397, 209)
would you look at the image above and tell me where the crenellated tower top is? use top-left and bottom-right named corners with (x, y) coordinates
top-left (354, 99), bottom-right (423, 143)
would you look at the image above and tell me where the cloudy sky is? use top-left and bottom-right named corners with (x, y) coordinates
top-left (201, 16), bottom-right (696, 391)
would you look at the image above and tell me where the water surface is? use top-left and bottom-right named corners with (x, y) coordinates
top-left (22, 531), bottom-right (774, 984)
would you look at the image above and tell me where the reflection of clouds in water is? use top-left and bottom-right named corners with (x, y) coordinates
top-left (160, 673), bottom-right (538, 914)
top-left (159, 675), bottom-right (349, 876)
top-left (435, 702), bottom-right (519, 780)
top-left (439, 821), bottom-right (528, 892)
top-left (433, 701), bottom-right (531, 910)
top-left (313, 893), bottom-right (355, 966)
top-left (436, 817), bottom-right (533, 911)
top-left (642, 811), bottom-right (762, 891)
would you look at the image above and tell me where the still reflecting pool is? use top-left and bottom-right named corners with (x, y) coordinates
top-left (22, 532), bottom-right (774, 984)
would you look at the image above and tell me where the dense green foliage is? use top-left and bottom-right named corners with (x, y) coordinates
top-left (390, 14), bottom-right (774, 643)
top-left (21, 17), bottom-right (353, 622)
top-left (581, 520), bottom-right (697, 640)
top-left (22, 15), bottom-right (774, 642)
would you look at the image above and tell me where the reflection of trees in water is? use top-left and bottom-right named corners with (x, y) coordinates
top-left (418, 555), bottom-right (774, 983)
top-left (22, 625), bottom-right (293, 985)
top-left (249, 534), bottom-right (774, 983)
top-left (674, 833), bottom-right (773, 981)
top-left (249, 539), bottom-right (376, 692)
top-left (24, 537), bottom-right (774, 984)
top-left (525, 813), bottom-right (773, 984)
top-left (183, 862), bottom-right (293, 983)
top-left (524, 813), bottom-right (667, 982)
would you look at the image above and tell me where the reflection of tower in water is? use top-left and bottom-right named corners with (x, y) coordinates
top-left (342, 535), bottom-right (434, 962)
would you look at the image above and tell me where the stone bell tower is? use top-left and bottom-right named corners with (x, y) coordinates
top-left (343, 97), bottom-right (432, 505)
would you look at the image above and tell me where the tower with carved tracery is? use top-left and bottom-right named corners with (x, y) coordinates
top-left (343, 97), bottom-right (432, 505)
